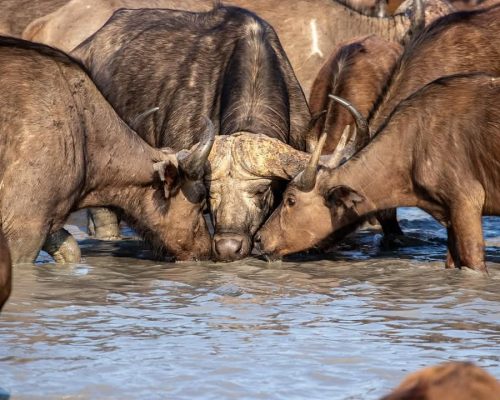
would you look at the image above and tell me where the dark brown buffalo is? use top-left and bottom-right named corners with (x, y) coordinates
top-left (0, 0), bottom-right (69, 36)
top-left (0, 229), bottom-right (11, 311)
top-left (381, 362), bottom-right (500, 400)
top-left (22, 0), bottom-right (450, 97)
top-left (0, 37), bottom-right (213, 264)
top-left (257, 73), bottom-right (500, 273)
top-left (71, 6), bottom-right (312, 262)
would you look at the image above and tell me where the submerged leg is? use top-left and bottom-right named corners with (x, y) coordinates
top-left (42, 228), bottom-right (81, 263)
top-left (445, 226), bottom-right (460, 269)
top-left (87, 207), bottom-right (121, 240)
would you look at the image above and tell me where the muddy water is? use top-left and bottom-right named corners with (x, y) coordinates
top-left (0, 209), bottom-right (499, 399)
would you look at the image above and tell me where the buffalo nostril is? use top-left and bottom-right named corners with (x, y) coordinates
top-left (214, 238), bottom-right (243, 257)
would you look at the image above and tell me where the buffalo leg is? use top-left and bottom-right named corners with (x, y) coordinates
top-left (87, 207), bottom-right (121, 240)
top-left (378, 208), bottom-right (404, 236)
top-left (449, 201), bottom-right (487, 273)
top-left (378, 208), bottom-right (405, 248)
top-left (42, 228), bottom-right (81, 263)
top-left (445, 226), bottom-right (460, 269)
top-left (6, 223), bottom-right (49, 264)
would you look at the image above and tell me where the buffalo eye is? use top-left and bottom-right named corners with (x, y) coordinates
top-left (286, 197), bottom-right (296, 207)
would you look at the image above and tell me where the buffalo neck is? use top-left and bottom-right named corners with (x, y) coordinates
top-left (75, 84), bottom-right (167, 207)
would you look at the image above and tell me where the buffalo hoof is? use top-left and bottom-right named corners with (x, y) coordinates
top-left (43, 228), bottom-right (81, 263)
top-left (87, 207), bottom-right (121, 240)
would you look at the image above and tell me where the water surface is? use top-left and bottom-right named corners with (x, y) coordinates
top-left (1, 209), bottom-right (499, 399)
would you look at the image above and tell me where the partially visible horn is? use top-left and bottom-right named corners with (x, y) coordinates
top-left (129, 107), bottom-right (159, 131)
top-left (328, 94), bottom-right (370, 146)
top-left (179, 117), bottom-right (216, 180)
top-left (325, 124), bottom-right (354, 168)
top-left (295, 130), bottom-right (327, 192)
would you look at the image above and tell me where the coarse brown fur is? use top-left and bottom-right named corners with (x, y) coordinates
top-left (0, 229), bottom-right (11, 311)
top-left (0, 36), bottom-right (211, 263)
top-left (310, 35), bottom-right (402, 154)
top-left (381, 362), bottom-right (500, 400)
top-left (258, 73), bottom-right (500, 273)
top-left (448, 0), bottom-right (499, 10)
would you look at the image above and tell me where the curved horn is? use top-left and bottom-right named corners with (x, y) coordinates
top-left (295, 130), bottom-right (327, 192)
top-left (130, 107), bottom-right (159, 131)
top-left (328, 94), bottom-right (370, 146)
top-left (179, 116), bottom-right (216, 180)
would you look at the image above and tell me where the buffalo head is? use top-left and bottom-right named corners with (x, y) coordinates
top-left (205, 133), bottom-right (311, 261)
top-left (256, 95), bottom-right (371, 258)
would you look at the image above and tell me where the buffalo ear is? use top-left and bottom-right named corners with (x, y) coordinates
top-left (153, 160), bottom-right (180, 199)
top-left (325, 185), bottom-right (364, 210)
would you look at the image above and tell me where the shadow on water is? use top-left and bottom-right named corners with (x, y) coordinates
top-left (0, 208), bottom-right (499, 399)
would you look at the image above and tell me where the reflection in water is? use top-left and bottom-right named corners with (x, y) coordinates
top-left (0, 209), bottom-right (499, 399)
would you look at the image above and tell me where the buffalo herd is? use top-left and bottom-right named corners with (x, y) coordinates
top-left (0, 0), bottom-right (499, 293)
top-left (0, 0), bottom-right (499, 396)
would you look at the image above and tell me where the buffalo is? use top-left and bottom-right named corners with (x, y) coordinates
top-left (0, 229), bottom-right (11, 311)
top-left (257, 73), bottom-right (500, 273)
top-left (23, 0), bottom-right (450, 96)
top-left (381, 362), bottom-right (500, 400)
top-left (71, 6), bottom-right (312, 261)
top-left (0, 36), bottom-right (213, 263)
top-left (309, 35), bottom-right (404, 240)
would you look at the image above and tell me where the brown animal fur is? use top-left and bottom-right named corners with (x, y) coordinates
top-left (258, 73), bottom-right (500, 272)
top-left (448, 0), bottom-right (499, 10)
top-left (309, 35), bottom-right (402, 154)
top-left (0, 0), bottom-right (69, 37)
top-left (381, 362), bottom-right (500, 400)
top-left (0, 229), bottom-right (12, 311)
top-left (0, 37), bottom-right (211, 263)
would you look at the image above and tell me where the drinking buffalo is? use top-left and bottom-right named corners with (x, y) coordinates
top-left (0, 37), bottom-right (213, 264)
top-left (0, 230), bottom-right (11, 311)
top-left (71, 6), bottom-right (312, 261)
top-left (257, 73), bottom-right (500, 273)
top-left (23, 0), bottom-right (449, 97)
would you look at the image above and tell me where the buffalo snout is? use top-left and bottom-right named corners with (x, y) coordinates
top-left (213, 233), bottom-right (251, 261)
